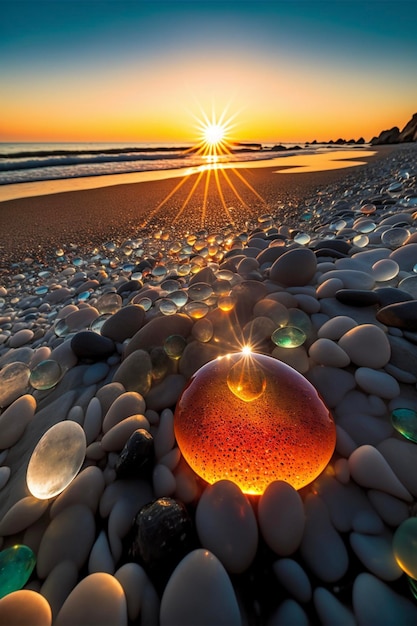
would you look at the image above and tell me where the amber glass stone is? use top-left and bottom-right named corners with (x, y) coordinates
top-left (174, 352), bottom-right (336, 495)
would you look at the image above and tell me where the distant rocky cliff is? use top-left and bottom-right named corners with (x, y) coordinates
top-left (371, 112), bottom-right (417, 145)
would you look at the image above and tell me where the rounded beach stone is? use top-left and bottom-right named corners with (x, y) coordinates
top-left (103, 391), bottom-right (146, 433)
top-left (54, 573), bottom-right (127, 626)
top-left (269, 248), bottom-right (317, 286)
top-left (348, 445), bottom-right (412, 501)
top-left (314, 588), bottom-right (355, 626)
top-left (300, 494), bottom-right (349, 583)
top-left (101, 305), bottom-right (145, 342)
top-left (145, 374), bottom-right (187, 412)
top-left (101, 414), bottom-right (150, 452)
top-left (335, 289), bottom-right (380, 307)
top-left (353, 573), bottom-right (417, 625)
top-left (258, 481), bottom-right (305, 556)
top-left (8, 328), bottom-right (34, 348)
top-left (308, 338), bottom-right (350, 367)
top-left (71, 331), bottom-right (115, 360)
top-left (0, 393), bottom-right (36, 449)
top-left (273, 558), bottom-right (312, 603)
top-left (0, 590), bottom-right (52, 626)
top-left (160, 549), bottom-right (241, 626)
top-left (0, 496), bottom-right (49, 535)
top-left (66, 306), bottom-right (99, 331)
top-left (338, 324), bottom-right (390, 368)
top-left (50, 466), bottom-right (105, 518)
top-left (376, 301), bottom-right (417, 331)
top-left (195, 480), bottom-right (258, 573)
top-left (113, 349), bottom-right (152, 396)
top-left (37, 504), bottom-right (96, 579)
top-left (354, 367), bottom-right (400, 399)
top-left (350, 532), bottom-right (402, 581)
top-left (389, 242), bottom-right (417, 271)
top-left (377, 437), bottom-right (417, 498)
top-left (124, 313), bottom-right (193, 356)
top-left (40, 560), bottom-right (79, 621)
top-left (317, 315), bottom-right (358, 340)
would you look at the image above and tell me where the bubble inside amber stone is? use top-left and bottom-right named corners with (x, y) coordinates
top-left (174, 352), bottom-right (336, 495)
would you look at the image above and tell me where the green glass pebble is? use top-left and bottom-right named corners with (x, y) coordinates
top-left (271, 326), bottom-right (307, 348)
top-left (164, 334), bottom-right (187, 359)
top-left (0, 545), bottom-right (36, 599)
top-left (393, 517), bottom-right (417, 579)
top-left (391, 408), bottom-right (417, 443)
top-left (29, 359), bottom-right (62, 390)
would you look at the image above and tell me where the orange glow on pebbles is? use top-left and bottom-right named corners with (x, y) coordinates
top-left (174, 352), bottom-right (336, 495)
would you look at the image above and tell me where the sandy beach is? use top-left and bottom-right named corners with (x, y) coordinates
top-left (0, 146), bottom-right (395, 267)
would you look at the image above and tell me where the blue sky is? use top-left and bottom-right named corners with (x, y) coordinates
top-left (1, 0), bottom-right (416, 142)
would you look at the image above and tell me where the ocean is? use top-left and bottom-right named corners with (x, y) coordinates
top-left (0, 141), bottom-right (312, 186)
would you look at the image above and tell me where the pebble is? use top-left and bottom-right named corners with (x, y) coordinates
top-left (258, 481), bottom-right (305, 556)
top-left (37, 504), bottom-right (96, 578)
top-left (102, 391), bottom-right (146, 432)
top-left (71, 330), bottom-right (115, 360)
top-left (377, 437), bottom-right (417, 497)
top-left (350, 532), bottom-right (403, 581)
top-left (8, 328), bottom-right (34, 348)
top-left (54, 573), bottom-right (127, 626)
top-left (338, 324), bottom-right (391, 368)
top-left (0, 394), bottom-right (36, 449)
top-left (101, 414), bottom-right (150, 452)
top-left (100, 304), bottom-right (145, 342)
top-left (308, 337), bottom-right (350, 367)
top-left (354, 367), bottom-right (400, 399)
top-left (353, 573), bottom-right (417, 625)
top-left (376, 301), bottom-right (417, 330)
top-left (0, 590), bottom-right (52, 626)
top-left (348, 445), bottom-right (412, 502)
top-left (269, 247), bottom-right (317, 286)
top-left (300, 494), bottom-right (349, 582)
top-left (195, 480), bottom-right (258, 573)
top-left (112, 349), bottom-right (152, 395)
top-left (273, 559), bottom-right (312, 603)
top-left (160, 549), bottom-right (241, 626)
top-left (314, 588), bottom-right (356, 626)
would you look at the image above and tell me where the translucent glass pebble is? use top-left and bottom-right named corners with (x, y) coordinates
top-left (218, 295), bottom-right (236, 312)
top-left (34, 286), bottom-right (48, 296)
top-left (352, 235), bottom-right (369, 248)
top-left (0, 362), bottom-right (30, 408)
top-left (391, 408), bottom-right (417, 443)
top-left (136, 297), bottom-right (153, 311)
top-left (272, 326), bottom-right (306, 348)
top-left (381, 227), bottom-right (410, 248)
top-left (170, 290), bottom-right (188, 308)
top-left (96, 293), bottom-right (122, 314)
top-left (77, 290), bottom-right (91, 302)
top-left (164, 334), bottom-right (187, 359)
top-left (158, 299), bottom-right (178, 316)
top-left (0, 545), bottom-right (36, 599)
top-left (29, 359), bottom-right (62, 390)
top-left (293, 232), bottom-right (311, 245)
top-left (184, 301), bottom-right (209, 319)
top-left (26, 421), bottom-right (86, 499)
top-left (90, 313), bottom-right (112, 333)
top-left (187, 282), bottom-right (213, 301)
top-left (174, 352), bottom-right (336, 494)
top-left (371, 259), bottom-right (399, 282)
top-left (393, 517), bottom-right (417, 579)
top-left (54, 318), bottom-right (70, 337)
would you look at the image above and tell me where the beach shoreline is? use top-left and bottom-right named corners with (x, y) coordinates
top-left (0, 145), bottom-right (401, 267)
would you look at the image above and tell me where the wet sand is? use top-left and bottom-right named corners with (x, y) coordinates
top-left (0, 146), bottom-right (396, 265)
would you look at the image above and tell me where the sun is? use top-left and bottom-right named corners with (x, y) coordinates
top-left (204, 123), bottom-right (226, 147)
